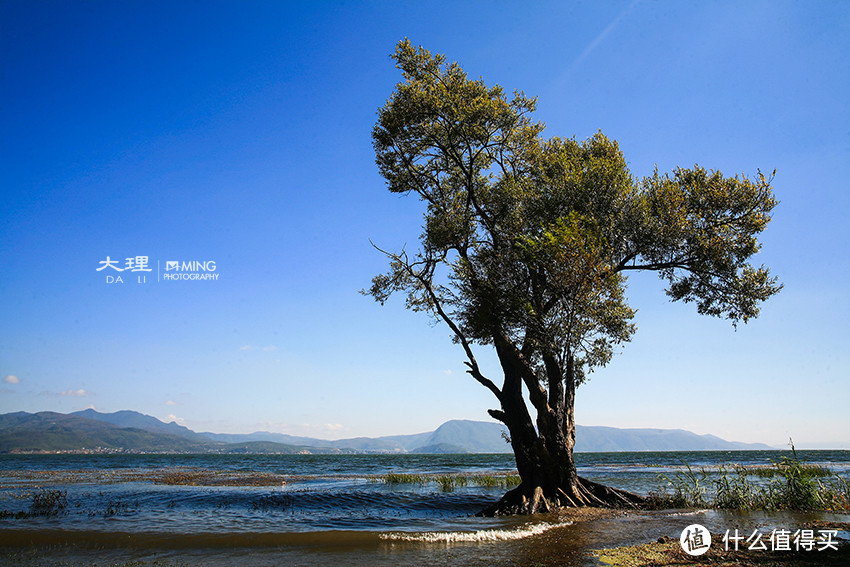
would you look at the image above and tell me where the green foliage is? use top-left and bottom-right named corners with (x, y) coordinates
top-left (379, 472), bottom-right (521, 491)
top-left (640, 167), bottom-right (780, 324)
top-left (648, 450), bottom-right (849, 511)
top-left (368, 39), bottom-right (780, 400)
top-left (382, 472), bottom-right (427, 485)
top-left (745, 464), bottom-right (832, 478)
top-left (435, 474), bottom-right (466, 492)
top-left (472, 473), bottom-right (522, 488)
top-left (655, 463), bottom-right (711, 508)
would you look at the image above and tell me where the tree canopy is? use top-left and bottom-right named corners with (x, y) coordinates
top-left (367, 40), bottom-right (781, 513)
top-left (369, 40), bottom-right (779, 389)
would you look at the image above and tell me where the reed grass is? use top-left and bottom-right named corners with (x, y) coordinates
top-left (647, 444), bottom-right (849, 511)
top-left (0, 488), bottom-right (69, 519)
top-left (30, 488), bottom-right (68, 516)
top-left (435, 474), bottom-right (466, 491)
top-left (471, 473), bottom-right (522, 488)
top-left (379, 472), bottom-right (521, 491)
top-left (382, 472), bottom-right (427, 485)
top-left (744, 463), bottom-right (832, 478)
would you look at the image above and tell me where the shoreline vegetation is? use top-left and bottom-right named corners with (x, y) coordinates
top-left (3, 449), bottom-right (849, 510)
top-left (380, 472), bottom-right (522, 491)
top-left (1, 467), bottom-right (525, 489)
top-left (2, 450), bottom-right (848, 566)
top-left (645, 449), bottom-right (850, 512)
top-left (3, 452), bottom-right (848, 518)
top-left (586, 449), bottom-right (850, 565)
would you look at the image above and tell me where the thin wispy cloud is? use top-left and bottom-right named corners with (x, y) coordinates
top-left (166, 400), bottom-right (178, 406)
top-left (561, 0), bottom-right (641, 78)
top-left (61, 389), bottom-right (91, 397)
top-left (3, 375), bottom-right (20, 384)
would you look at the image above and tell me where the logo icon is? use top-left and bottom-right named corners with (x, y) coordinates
top-left (680, 524), bottom-right (711, 556)
top-left (166, 261), bottom-right (179, 271)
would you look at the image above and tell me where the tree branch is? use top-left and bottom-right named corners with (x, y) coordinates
top-left (371, 242), bottom-right (503, 402)
top-left (493, 326), bottom-right (549, 416)
top-left (418, 272), bottom-right (502, 401)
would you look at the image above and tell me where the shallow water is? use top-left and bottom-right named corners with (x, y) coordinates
top-left (3, 509), bottom-right (849, 566)
top-left (1, 451), bottom-right (848, 565)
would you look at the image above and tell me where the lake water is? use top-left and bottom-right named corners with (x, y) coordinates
top-left (1, 451), bottom-right (848, 565)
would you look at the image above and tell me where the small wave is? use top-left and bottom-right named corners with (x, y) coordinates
top-left (667, 509), bottom-right (710, 516)
top-left (380, 521), bottom-right (571, 543)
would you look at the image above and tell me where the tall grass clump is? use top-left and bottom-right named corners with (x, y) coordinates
top-left (382, 473), bottom-right (427, 486)
top-left (651, 463), bottom-right (711, 509)
top-left (30, 488), bottom-right (68, 516)
top-left (747, 463), bottom-right (831, 479)
top-left (471, 474), bottom-right (522, 488)
top-left (649, 443), bottom-right (849, 511)
top-left (435, 475), bottom-right (467, 492)
top-left (771, 445), bottom-right (850, 510)
top-left (379, 472), bottom-right (521, 491)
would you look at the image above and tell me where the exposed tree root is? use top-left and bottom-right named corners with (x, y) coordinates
top-left (476, 476), bottom-right (645, 516)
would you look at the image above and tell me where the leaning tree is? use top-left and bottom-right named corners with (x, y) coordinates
top-left (366, 40), bottom-right (781, 515)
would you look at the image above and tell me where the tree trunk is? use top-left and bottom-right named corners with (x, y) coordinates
top-left (478, 351), bottom-right (644, 516)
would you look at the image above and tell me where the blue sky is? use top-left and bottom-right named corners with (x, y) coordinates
top-left (1, 1), bottom-right (847, 448)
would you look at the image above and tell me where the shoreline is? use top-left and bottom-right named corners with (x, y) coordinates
top-left (3, 451), bottom-right (849, 565)
top-left (3, 509), bottom-right (849, 566)
top-left (593, 521), bottom-right (850, 566)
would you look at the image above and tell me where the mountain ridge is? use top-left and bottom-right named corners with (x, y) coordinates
top-left (0, 410), bottom-right (774, 453)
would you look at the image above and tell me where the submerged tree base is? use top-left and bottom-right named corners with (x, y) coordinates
top-left (477, 477), bottom-right (645, 516)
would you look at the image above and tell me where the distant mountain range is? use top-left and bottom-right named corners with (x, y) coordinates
top-left (199, 419), bottom-right (507, 453)
top-left (0, 410), bottom-right (774, 454)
